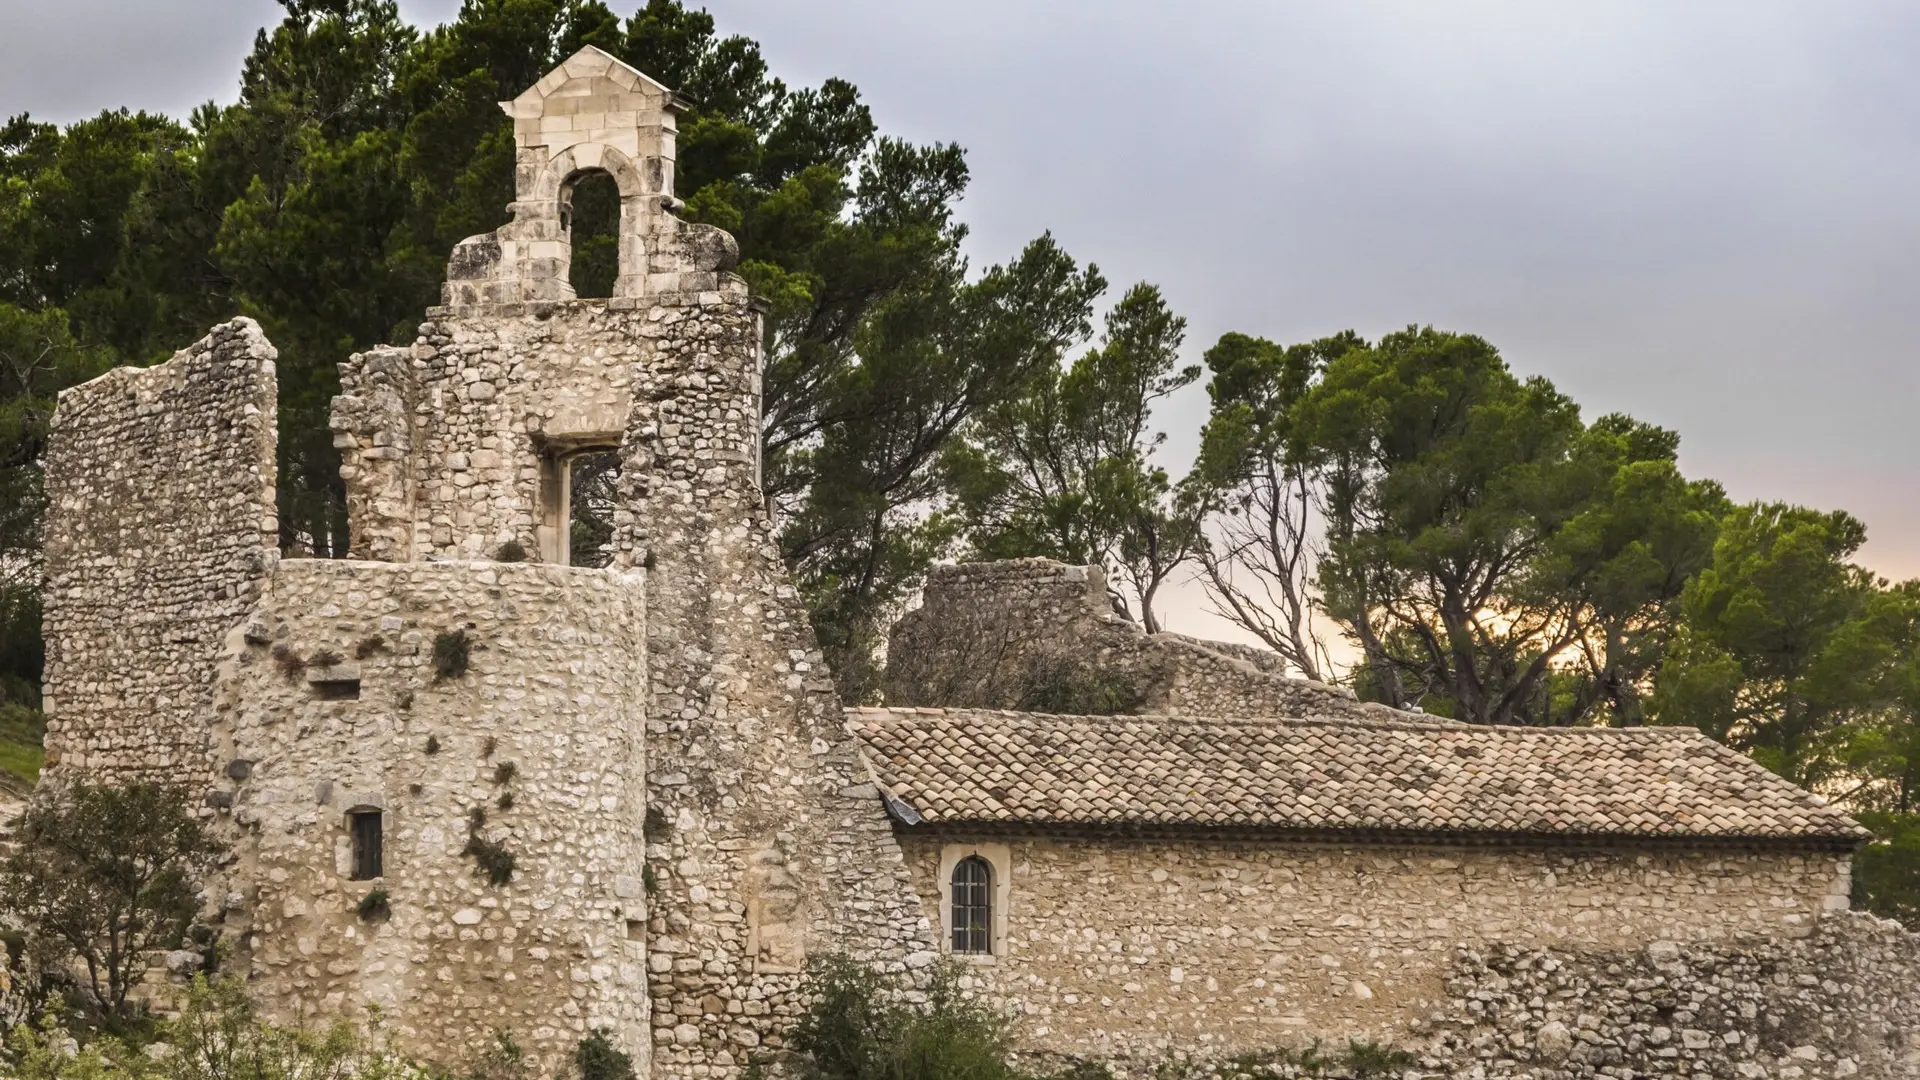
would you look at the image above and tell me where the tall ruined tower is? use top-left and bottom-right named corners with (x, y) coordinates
top-left (40, 47), bottom-right (929, 1077)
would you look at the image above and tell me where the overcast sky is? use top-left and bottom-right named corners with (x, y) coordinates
top-left (4, 0), bottom-right (1917, 638)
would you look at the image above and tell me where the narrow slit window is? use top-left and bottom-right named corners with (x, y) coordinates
top-left (313, 679), bottom-right (360, 701)
top-left (349, 810), bottom-right (383, 881)
top-left (951, 855), bottom-right (992, 955)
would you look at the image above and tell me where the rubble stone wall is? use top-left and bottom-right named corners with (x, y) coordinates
top-left (896, 832), bottom-right (1854, 1068)
top-left (40, 318), bottom-right (278, 781)
top-left (208, 558), bottom-right (651, 1075)
top-left (608, 287), bottom-right (936, 1080)
top-left (886, 560), bottom-right (1390, 722)
top-left (1422, 912), bottom-right (1919, 1079)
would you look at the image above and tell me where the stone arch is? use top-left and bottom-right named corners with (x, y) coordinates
top-left (525, 141), bottom-right (659, 299)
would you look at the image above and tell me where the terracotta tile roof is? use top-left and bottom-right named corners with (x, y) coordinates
top-left (846, 707), bottom-right (1868, 844)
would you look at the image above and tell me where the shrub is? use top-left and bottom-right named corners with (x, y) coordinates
top-left (492, 761), bottom-right (517, 785)
top-left (0, 782), bottom-right (226, 1024)
top-left (307, 648), bottom-right (344, 670)
top-left (357, 889), bottom-right (390, 922)
top-left (789, 955), bottom-right (1024, 1080)
top-left (575, 1031), bottom-right (637, 1080)
top-left (424, 735), bottom-right (440, 755)
top-left (354, 635), bottom-right (387, 659)
top-left (495, 541), bottom-right (528, 564)
top-left (432, 630), bottom-right (470, 681)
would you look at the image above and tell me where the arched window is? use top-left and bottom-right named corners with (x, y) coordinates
top-left (950, 855), bottom-right (992, 955)
top-left (564, 169), bottom-right (621, 299)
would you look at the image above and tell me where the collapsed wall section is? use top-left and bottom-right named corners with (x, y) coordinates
top-left (209, 559), bottom-right (650, 1075)
top-left (887, 559), bottom-right (1388, 721)
top-left (40, 317), bottom-right (278, 780)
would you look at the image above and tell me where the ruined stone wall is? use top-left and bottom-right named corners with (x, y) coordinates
top-left (896, 833), bottom-right (1852, 1067)
top-left (40, 318), bottom-right (278, 781)
top-left (886, 560), bottom-right (1390, 722)
top-left (609, 287), bottom-right (935, 1080)
top-left (208, 558), bottom-right (650, 1075)
top-left (1421, 912), bottom-right (1919, 1078)
top-left (333, 308), bottom-right (642, 563)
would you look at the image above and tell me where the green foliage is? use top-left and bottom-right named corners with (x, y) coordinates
top-left (574, 1031), bottom-right (637, 1080)
top-left (1199, 325), bottom-right (1725, 726)
top-left (788, 955), bottom-right (1025, 1080)
top-left (0, 699), bottom-right (46, 791)
top-left (0, 783), bottom-right (226, 1023)
top-left (1651, 504), bottom-right (1910, 785)
top-left (953, 282), bottom-right (1199, 633)
top-left (1154, 1041), bottom-right (1415, 1080)
top-left (495, 540), bottom-right (528, 563)
top-left (3, 976), bottom-right (436, 1080)
top-left (1852, 811), bottom-right (1920, 925)
top-left (357, 888), bottom-right (391, 921)
top-left (432, 629), bottom-right (471, 680)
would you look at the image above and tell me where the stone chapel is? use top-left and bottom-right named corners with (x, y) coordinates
top-left (31, 47), bottom-right (1920, 1080)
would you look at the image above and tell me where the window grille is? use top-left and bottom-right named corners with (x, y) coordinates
top-left (951, 855), bottom-right (992, 954)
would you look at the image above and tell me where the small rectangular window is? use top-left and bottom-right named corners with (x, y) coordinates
top-left (313, 679), bottom-right (361, 701)
top-left (349, 810), bottom-right (383, 880)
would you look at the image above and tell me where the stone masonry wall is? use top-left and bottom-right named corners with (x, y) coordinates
top-left (1421, 912), bottom-right (1919, 1078)
top-left (40, 317), bottom-right (278, 781)
top-left (609, 286), bottom-right (936, 1080)
top-left (896, 833), bottom-right (1852, 1069)
top-left (334, 306), bottom-right (643, 562)
top-left (886, 560), bottom-right (1393, 723)
top-left (207, 558), bottom-right (651, 1075)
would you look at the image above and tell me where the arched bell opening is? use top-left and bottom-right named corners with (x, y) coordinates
top-left (561, 168), bottom-right (622, 299)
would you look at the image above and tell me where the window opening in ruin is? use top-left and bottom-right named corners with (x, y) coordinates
top-left (566, 169), bottom-right (621, 299)
top-left (349, 810), bottom-right (384, 880)
top-left (625, 918), bottom-right (644, 941)
top-left (568, 451), bottom-right (621, 568)
top-left (312, 678), bottom-right (361, 701)
top-left (951, 855), bottom-right (992, 954)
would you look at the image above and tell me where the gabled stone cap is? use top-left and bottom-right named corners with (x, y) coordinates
top-left (848, 706), bottom-right (1870, 844)
top-left (499, 44), bottom-right (676, 121)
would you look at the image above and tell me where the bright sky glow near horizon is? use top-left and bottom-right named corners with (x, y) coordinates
top-left (3, 0), bottom-right (1916, 646)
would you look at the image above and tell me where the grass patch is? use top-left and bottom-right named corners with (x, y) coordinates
top-left (0, 702), bottom-right (46, 791)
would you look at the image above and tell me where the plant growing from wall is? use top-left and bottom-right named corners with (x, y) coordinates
top-left (432, 629), bottom-right (470, 681)
top-left (424, 734), bottom-right (439, 754)
top-left (357, 888), bottom-right (390, 922)
top-left (492, 761), bottom-right (516, 785)
top-left (307, 648), bottom-right (344, 669)
top-left (495, 540), bottom-right (527, 563)
top-left (271, 644), bottom-right (307, 682)
top-left (0, 782), bottom-right (226, 1025)
top-left (643, 806), bottom-right (672, 842)
top-left (576, 1031), bottom-right (638, 1080)
top-left (462, 806), bottom-right (516, 886)
top-left (354, 634), bottom-right (386, 659)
